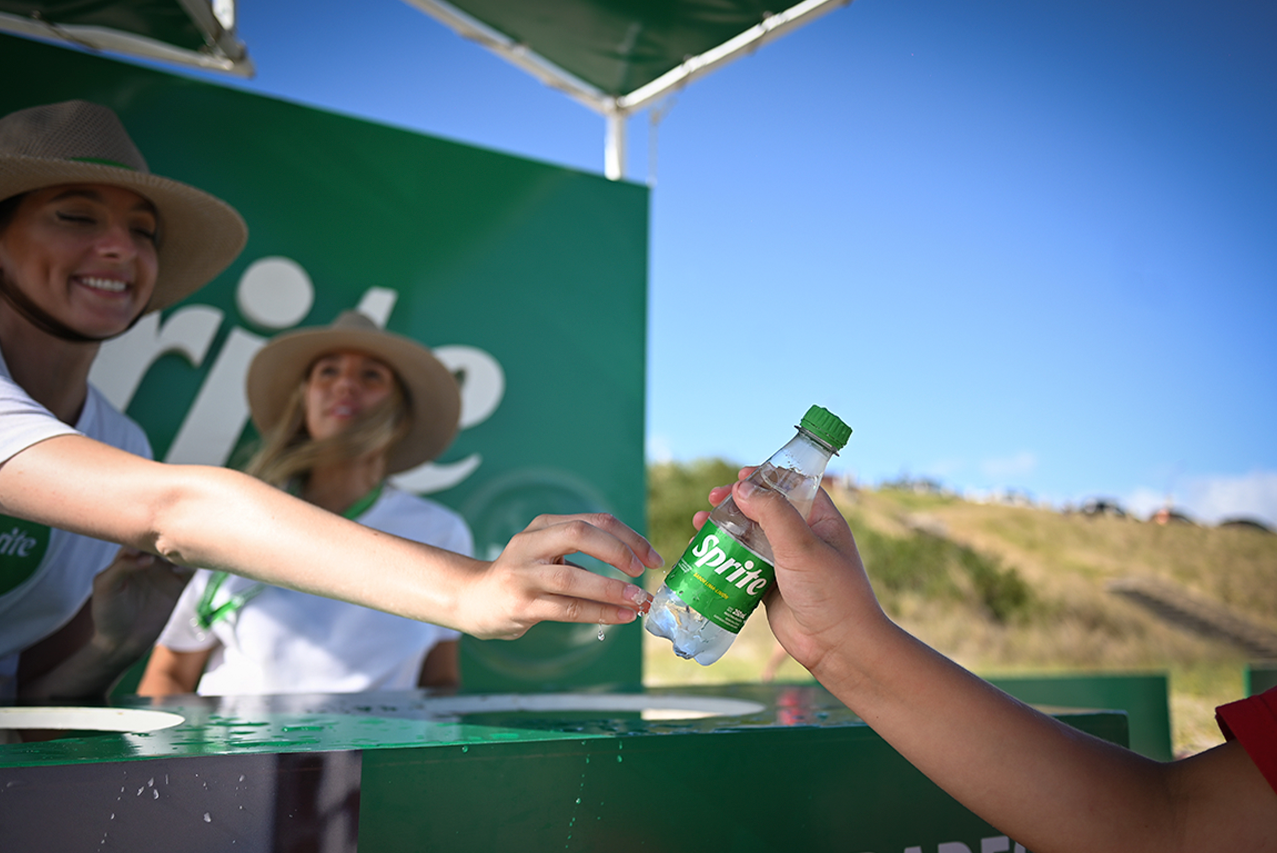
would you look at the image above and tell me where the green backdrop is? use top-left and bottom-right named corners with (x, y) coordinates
top-left (1, 33), bottom-right (650, 691)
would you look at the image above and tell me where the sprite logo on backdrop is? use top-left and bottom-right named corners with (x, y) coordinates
top-left (0, 518), bottom-right (51, 596)
top-left (91, 256), bottom-right (505, 494)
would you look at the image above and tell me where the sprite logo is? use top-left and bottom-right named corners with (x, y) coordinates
top-left (0, 516), bottom-right (52, 596)
top-left (666, 520), bottom-right (773, 634)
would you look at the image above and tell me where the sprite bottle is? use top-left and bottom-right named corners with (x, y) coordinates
top-left (645, 405), bottom-right (852, 665)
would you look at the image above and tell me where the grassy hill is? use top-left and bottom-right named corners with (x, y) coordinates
top-left (642, 461), bottom-right (1277, 757)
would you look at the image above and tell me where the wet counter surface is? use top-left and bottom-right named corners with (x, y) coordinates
top-left (0, 685), bottom-right (1128, 852)
top-left (0, 684), bottom-right (852, 765)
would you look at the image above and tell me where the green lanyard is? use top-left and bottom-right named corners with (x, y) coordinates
top-left (193, 482), bottom-right (385, 630)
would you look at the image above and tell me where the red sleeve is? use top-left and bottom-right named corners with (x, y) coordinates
top-left (1216, 686), bottom-right (1277, 794)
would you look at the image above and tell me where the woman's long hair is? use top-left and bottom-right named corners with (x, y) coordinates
top-left (243, 360), bottom-right (413, 490)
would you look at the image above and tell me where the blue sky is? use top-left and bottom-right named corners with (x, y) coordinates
top-left (77, 0), bottom-right (1277, 524)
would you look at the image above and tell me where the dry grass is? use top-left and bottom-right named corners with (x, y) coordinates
top-left (642, 485), bottom-right (1277, 757)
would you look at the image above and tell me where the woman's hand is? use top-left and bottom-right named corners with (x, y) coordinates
top-left (18, 548), bottom-right (193, 701)
top-left (454, 513), bottom-right (661, 640)
top-left (90, 547), bottom-right (194, 661)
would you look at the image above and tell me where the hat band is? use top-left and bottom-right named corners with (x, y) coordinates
top-left (0, 268), bottom-right (148, 344)
top-left (69, 156), bottom-right (137, 170)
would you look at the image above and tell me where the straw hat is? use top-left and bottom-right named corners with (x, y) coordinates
top-left (247, 311), bottom-right (462, 475)
top-left (0, 100), bottom-right (247, 312)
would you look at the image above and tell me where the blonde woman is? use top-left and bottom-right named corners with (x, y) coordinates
top-left (0, 101), bottom-right (657, 704)
top-left (141, 312), bottom-right (473, 695)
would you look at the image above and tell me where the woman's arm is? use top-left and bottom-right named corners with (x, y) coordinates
top-left (0, 434), bottom-right (659, 639)
top-left (417, 640), bottom-right (460, 689)
top-left (136, 645), bottom-right (212, 697)
top-left (712, 477), bottom-right (1277, 853)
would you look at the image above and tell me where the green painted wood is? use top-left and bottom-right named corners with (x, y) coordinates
top-left (0, 686), bottom-right (1128, 851)
top-left (988, 672), bottom-right (1171, 761)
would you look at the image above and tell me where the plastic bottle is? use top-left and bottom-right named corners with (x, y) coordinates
top-left (645, 405), bottom-right (852, 665)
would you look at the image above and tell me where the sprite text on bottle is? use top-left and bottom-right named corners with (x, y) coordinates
top-left (646, 404), bottom-right (851, 665)
top-left (666, 519), bottom-right (773, 634)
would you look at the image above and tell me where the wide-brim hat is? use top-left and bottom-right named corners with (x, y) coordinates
top-left (0, 100), bottom-right (247, 312)
top-left (247, 311), bottom-right (462, 475)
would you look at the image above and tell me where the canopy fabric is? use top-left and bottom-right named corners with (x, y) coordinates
top-left (405, 0), bottom-right (852, 178)
top-left (404, 0), bottom-right (850, 114)
top-left (0, 0), bottom-right (848, 177)
top-left (0, 0), bottom-right (250, 76)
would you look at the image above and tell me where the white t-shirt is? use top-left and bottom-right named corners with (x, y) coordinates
top-left (157, 485), bottom-right (471, 695)
top-left (0, 347), bottom-right (152, 696)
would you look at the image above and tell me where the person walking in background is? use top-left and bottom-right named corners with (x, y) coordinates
top-left (0, 100), bottom-right (657, 707)
top-left (703, 468), bottom-right (1276, 852)
top-left (141, 312), bottom-right (471, 696)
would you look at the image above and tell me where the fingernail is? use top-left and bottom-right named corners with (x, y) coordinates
top-left (616, 608), bottom-right (637, 623)
top-left (737, 480), bottom-right (757, 498)
top-left (649, 548), bottom-right (665, 568)
top-left (625, 584), bottom-right (653, 614)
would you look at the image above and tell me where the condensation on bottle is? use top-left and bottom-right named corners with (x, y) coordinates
top-left (645, 405), bottom-right (852, 665)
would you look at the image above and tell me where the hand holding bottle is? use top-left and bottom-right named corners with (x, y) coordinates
top-left (716, 472), bottom-right (1277, 853)
top-left (715, 477), bottom-right (889, 684)
top-left (647, 406), bottom-right (850, 664)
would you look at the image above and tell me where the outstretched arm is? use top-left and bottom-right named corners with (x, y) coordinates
top-left (704, 476), bottom-right (1277, 853)
top-left (0, 434), bottom-right (659, 640)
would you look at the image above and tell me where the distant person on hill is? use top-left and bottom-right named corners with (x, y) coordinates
top-left (702, 468), bottom-right (1276, 852)
top-left (760, 636), bottom-right (791, 683)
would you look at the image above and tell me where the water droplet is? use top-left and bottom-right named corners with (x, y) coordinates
top-left (616, 755), bottom-right (623, 763)
top-left (597, 623), bottom-right (606, 641)
top-left (461, 746), bottom-right (469, 753)
top-left (575, 797), bottom-right (581, 804)
top-left (203, 813), bottom-right (212, 823)
top-left (153, 789), bottom-right (159, 799)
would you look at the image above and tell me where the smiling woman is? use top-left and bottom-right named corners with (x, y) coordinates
top-left (0, 100), bottom-right (658, 714)
top-left (0, 185), bottom-right (159, 341)
top-left (0, 100), bottom-right (247, 706)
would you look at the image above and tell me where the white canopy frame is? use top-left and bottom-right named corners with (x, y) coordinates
top-left (0, 0), bottom-right (252, 77)
top-left (401, 0), bottom-right (855, 180)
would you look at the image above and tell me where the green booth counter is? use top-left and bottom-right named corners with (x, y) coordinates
top-left (0, 685), bottom-right (1127, 852)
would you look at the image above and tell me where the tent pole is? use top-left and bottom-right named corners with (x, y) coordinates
top-left (605, 111), bottom-right (626, 181)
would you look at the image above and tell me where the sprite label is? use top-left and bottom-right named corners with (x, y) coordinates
top-left (666, 519), bottom-right (773, 634)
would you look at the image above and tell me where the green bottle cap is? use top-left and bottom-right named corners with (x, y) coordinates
top-left (800, 405), bottom-right (852, 450)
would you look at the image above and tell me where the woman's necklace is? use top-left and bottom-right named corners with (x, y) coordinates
top-left (193, 481), bottom-right (386, 629)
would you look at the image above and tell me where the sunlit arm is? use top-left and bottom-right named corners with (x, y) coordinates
top-left (0, 434), bottom-right (659, 640)
top-left (718, 477), bottom-right (1277, 853)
